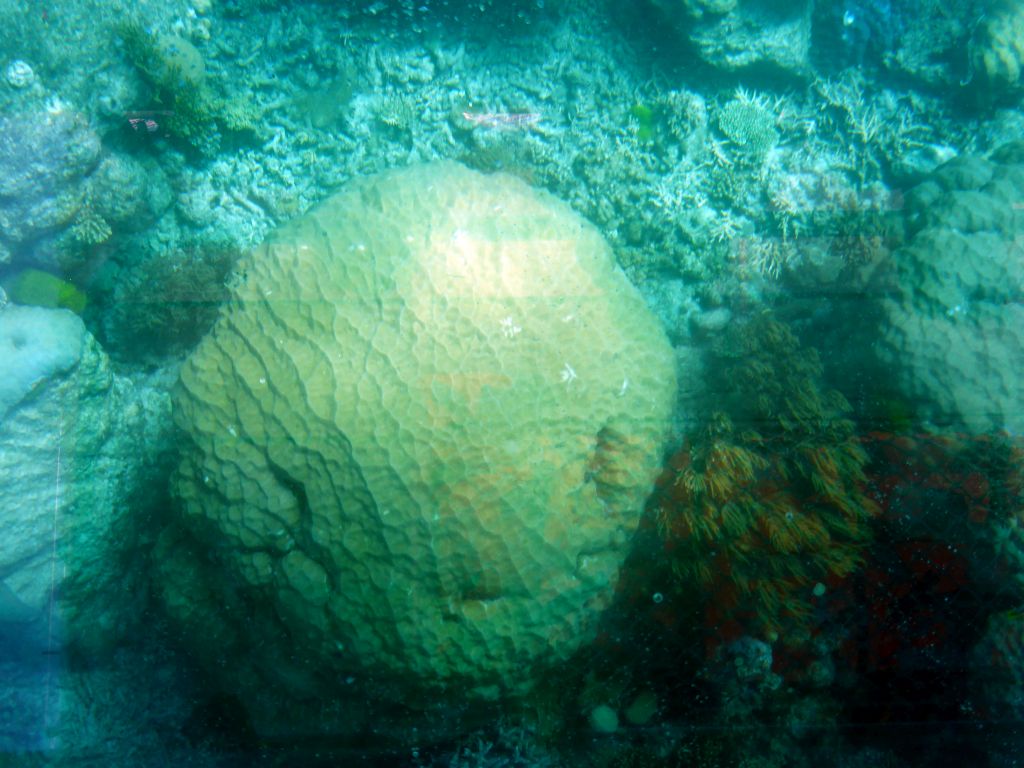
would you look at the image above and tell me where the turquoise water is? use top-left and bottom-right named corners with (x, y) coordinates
top-left (0, 0), bottom-right (1022, 765)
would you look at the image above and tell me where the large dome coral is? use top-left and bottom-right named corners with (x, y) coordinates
top-left (163, 161), bottom-right (676, 729)
top-left (873, 146), bottom-right (1024, 435)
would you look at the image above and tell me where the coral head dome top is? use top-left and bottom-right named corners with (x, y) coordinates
top-left (165, 161), bottom-right (677, 723)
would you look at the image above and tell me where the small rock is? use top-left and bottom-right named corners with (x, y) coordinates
top-left (4, 60), bottom-right (35, 89)
top-left (692, 306), bottom-right (732, 334)
top-left (589, 704), bottom-right (619, 734)
top-left (624, 690), bottom-right (658, 725)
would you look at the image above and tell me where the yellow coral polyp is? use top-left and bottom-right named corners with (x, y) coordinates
top-left (653, 313), bottom-right (878, 646)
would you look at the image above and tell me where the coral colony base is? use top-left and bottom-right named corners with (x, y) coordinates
top-left (0, 0), bottom-right (1021, 765)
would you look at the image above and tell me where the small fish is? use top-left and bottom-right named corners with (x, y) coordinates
top-left (124, 109), bottom-right (174, 133)
top-left (462, 111), bottom-right (541, 129)
top-left (128, 117), bottom-right (159, 132)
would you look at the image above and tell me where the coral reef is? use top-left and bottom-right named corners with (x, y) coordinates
top-left (97, 236), bottom-right (239, 362)
top-left (162, 161), bottom-right (676, 737)
top-left (716, 88), bottom-right (780, 159)
top-left (654, 313), bottom-right (878, 645)
top-left (868, 431), bottom-right (1023, 536)
top-left (116, 19), bottom-right (261, 157)
top-left (69, 202), bottom-right (112, 246)
top-left (0, 106), bottom-right (100, 269)
top-left (415, 723), bottom-right (562, 768)
top-left (86, 153), bottom-right (173, 234)
top-left (870, 145), bottom-right (1024, 435)
top-left (811, 0), bottom-right (987, 91)
top-left (648, 0), bottom-right (815, 77)
top-left (787, 426), bottom-right (1023, 757)
top-left (0, 304), bottom-right (166, 653)
top-left (0, 303), bottom-right (175, 756)
top-left (0, 0), bottom-right (1015, 762)
top-left (968, 0), bottom-right (1024, 98)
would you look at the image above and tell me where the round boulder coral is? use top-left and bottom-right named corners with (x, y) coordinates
top-left (165, 161), bottom-right (676, 730)
top-left (874, 147), bottom-right (1024, 434)
top-left (970, 2), bottom-right (1024, 96)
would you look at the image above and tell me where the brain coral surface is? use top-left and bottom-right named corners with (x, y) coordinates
top-left (169, 161), bottom-right (676, 705)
